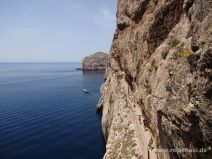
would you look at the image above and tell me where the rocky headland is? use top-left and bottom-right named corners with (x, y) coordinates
top-left (82, 52), bottom-right (108, 70)
top-left (97, 0), bottom-right (212, 159)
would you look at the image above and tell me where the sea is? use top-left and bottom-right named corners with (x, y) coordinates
top-left (0, 63), bottom-right (105, 159)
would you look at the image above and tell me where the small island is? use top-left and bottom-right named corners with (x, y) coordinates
top-left (82, 52), bottom-right (108, 71)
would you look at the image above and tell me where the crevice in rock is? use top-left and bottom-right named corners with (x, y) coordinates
top-left (205, 88), bottom-right (212, 100)
top-left (188, 54), bottom-right (200, 72)
top-left (157, 110), bottom-right (180, 159)
top-left (201, 51), bottom-right (212, 70)
top-left (125, 70), bottom-right (133, 90)
top-left (117, 22), bottom-right (129, 31)
top-left (184, 0), bottom-right (194, 14)
top-left (148, 0), bottom-right (184, 53)
top-left (131, 0), bottom-right (150, 24)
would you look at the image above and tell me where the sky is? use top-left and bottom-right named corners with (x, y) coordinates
top-left (0, 0), bottom-right (117, 62)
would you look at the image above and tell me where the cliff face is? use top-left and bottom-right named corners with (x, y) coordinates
top-left (82, 52), bottom-right (108, 70)
top-left (98, 0), bottom-right (212, 159)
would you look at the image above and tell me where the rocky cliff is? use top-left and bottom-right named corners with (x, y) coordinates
top-left (97, 0), bottom-right (212, 159)
top-left (82, 52), bottom-right (108, 70)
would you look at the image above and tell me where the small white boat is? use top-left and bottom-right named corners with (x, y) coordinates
top-left (82, 89), bottom-right (89, 93)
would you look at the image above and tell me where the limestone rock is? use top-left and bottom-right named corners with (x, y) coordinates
top-left (98, 0), bottom-right (212, 159)
top-left (82, 52), bottom-right (108, 70)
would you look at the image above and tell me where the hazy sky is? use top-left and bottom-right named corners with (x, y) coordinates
top-left (0, 0), bottom-right (117, 62)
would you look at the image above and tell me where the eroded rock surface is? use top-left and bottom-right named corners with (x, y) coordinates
top-left (82, 52), bottom-right (108, 70)
top-left (98, 0), bottom-right (212, 159)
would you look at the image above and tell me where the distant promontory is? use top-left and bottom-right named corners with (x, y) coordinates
top-left (82, 52), bottom-right (108, 70)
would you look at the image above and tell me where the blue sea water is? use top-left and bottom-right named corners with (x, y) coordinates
top-left (0, 63), bottom-right (105, 159)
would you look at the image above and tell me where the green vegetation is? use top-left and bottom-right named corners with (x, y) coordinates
top-left (170, 38), bottom-right (192, 59)
top-left (177, 47), bottom-right (192, 59)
